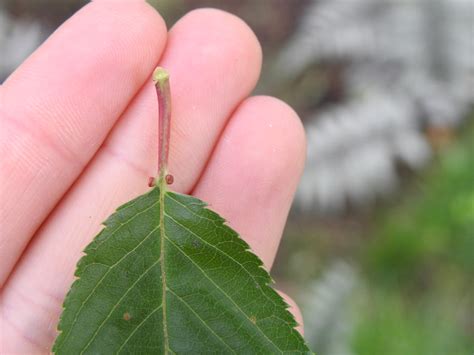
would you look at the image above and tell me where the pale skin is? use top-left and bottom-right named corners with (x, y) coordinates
top-left (0, 1), bottom-right (306, 353)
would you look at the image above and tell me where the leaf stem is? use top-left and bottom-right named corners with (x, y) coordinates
top-left (154, 67), bottom-right (171, 353)
top-left (153, 67), bottom-right (172, 185)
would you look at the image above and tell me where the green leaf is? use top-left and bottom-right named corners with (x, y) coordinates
top-left (53, 185), bottom-right (310, 354)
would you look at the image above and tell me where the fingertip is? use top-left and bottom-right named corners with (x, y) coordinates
top-left (82, 0), bottom-right (168, 70)
top-left (242, 95), bottom-right (306, 178)
top-left (277, 290), bottom-right (305, 335)
top-left (195, 7), bottom-right (262, 62)
top-left (227, 95), bottom-right (307, 202)
top-left (167, 7), bottom-right (262, 89)
top-left (6, 0), bottom-right (167, 89)
top-left (96, 0), bottom-right (168, 37)
top-left (182, 7), bottom-right (262, 59)
top-left (192, 95), bottom-right (306, 268)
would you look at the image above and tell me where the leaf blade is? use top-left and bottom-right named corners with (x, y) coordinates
top-left (53, 187), bottom-right (310, 354)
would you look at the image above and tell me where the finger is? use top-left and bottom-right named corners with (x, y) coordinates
top-left (0, 0), bottom-right (167, 286)
top-left (192, 96), bottom-right (306, 268)
top-left (0, 9), bottom-right (262, 352)
top-left (277, 290), bottom-right (304, 335)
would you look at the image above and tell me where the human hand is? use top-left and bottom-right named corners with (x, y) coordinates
top-left (0, 2), bottom-right (305, 353)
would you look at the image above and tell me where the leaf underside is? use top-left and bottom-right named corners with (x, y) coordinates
top-left (53, 187), bottom-right (310, 354)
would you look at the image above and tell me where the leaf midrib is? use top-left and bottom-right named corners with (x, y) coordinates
top-left (159, 185), bottom-right (170, 354)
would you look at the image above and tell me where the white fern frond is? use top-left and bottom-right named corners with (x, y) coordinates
top-left (278, 0), bottom-right (474, 213)
top-left (302, 261), bottom-right (358, 355)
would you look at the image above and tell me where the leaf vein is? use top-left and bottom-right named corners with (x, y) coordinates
top-left (164, 212), bottom-right (280, 309)
top-left (116, 304), bottom-right (163, 354)
top-left (58, 220), bottom-right (160, 347)
top-left (79, 257), bottom-right (162, 353)
top-left (166, 194), bottom-right (217, 223)
top-left (167, 287), bottom-right (237, 354)
top-left (90, 196), bottom-right (157, 252)
top-left (163, 234), bottom-right (283, 353)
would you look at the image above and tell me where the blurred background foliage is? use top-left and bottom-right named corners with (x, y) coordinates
top-left (1, 0), bottom-right (473, 354)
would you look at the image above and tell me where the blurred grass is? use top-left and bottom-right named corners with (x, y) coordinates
top-left (353, 118), bottom-right (474, 354)
top-left (365, 125), bottom-right (474, 287)
top-left (353, 286), bottom-right (472, 355)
